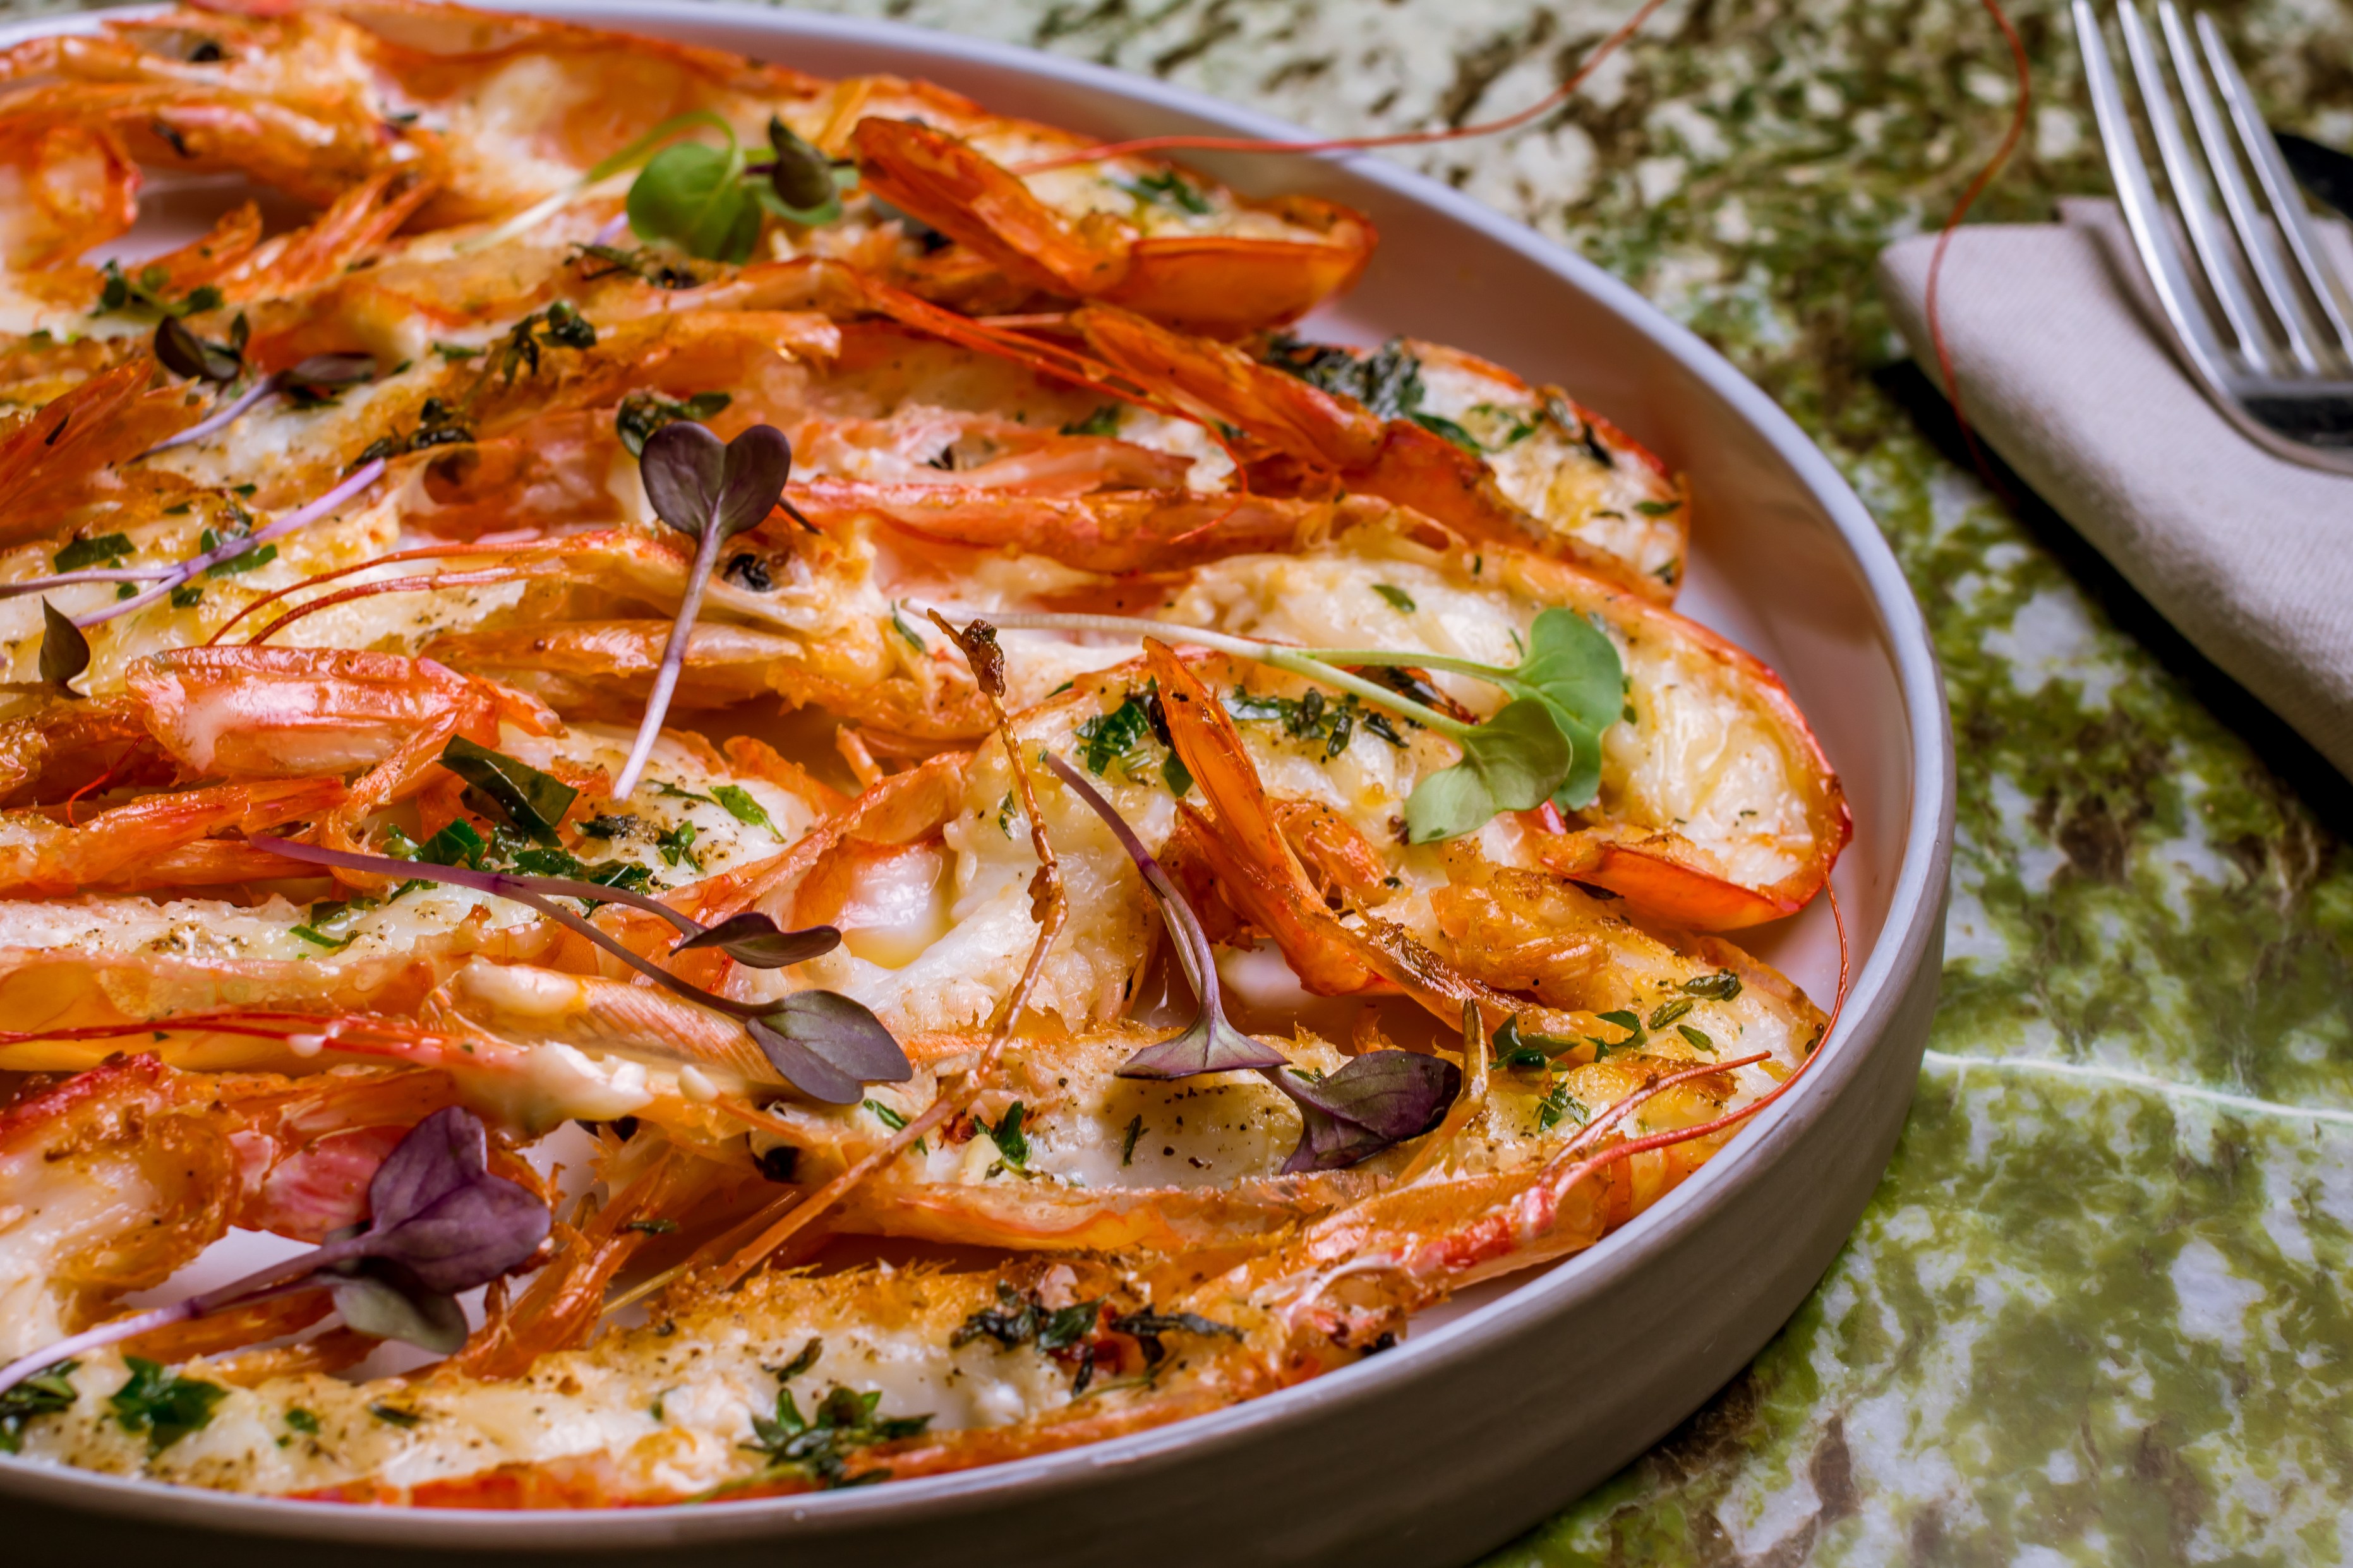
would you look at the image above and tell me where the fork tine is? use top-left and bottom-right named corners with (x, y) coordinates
top-left (2158, 1), bottom-right (2322, 373)
top-left (2117, 2), bottom-right (2276, 373)
top-left (2073, 0), bottom-right (2239, 386)
top-left (2195, 9), bottom-right (2353, 365)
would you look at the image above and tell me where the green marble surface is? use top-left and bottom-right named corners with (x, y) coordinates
top-left (747, 0), bottom-right (2353, 1560)
top-left (8, 0), bottom-right (2351, 1558)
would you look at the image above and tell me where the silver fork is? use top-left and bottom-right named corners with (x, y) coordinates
top-left (2073, 0), bottom-right (2353, 476)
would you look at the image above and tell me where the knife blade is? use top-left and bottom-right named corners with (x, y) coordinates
top-left (2274, 129), bottom-right (2353, 223)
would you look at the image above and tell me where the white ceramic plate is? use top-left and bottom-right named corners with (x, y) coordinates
top-left (0, 5), bottom-right (1954, 1562)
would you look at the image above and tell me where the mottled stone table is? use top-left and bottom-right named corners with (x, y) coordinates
top-left (16, 0), bottom-right (2352, 1557)
top-left (755, 0), bottom-right (2348, 1559)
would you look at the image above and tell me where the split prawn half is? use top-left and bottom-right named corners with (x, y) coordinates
top-left (0, 645), bottom-right (860, 1037)
top-left (0, 0), bottom-right (1373, 334)
top-left (0, 1021), bottom-right (1766, 1504)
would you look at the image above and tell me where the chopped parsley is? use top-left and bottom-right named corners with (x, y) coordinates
top-left (1646, 998), bottom-right (1695, 1031)
top-left (711, 784), bottom-right (778, 835)
top-left (1074, 693), bottom-right (1156, 781)
top-left (951, 1281), bottom-right (1103, 1354)
top-left (1105, 1309), bottom-right (1241, 1366)
top-left (1224, 685), bottom-right (1404, 759)
top-left (972, 1102), bottom-right (1030, 1170)
top-left (1371, 584), bottom-right (1416, 613)
top-left (1058, 405), bottom-right (1122, 437)
top-left (1535, 1079), bottom-right (1588, 1133)
top-left (108, 1358), bottom-right (226, 1456)
top-left (0, 1361), bottom-right (77, 1453)
top-left (1109, 169), bottom-right (1210, 215)
top-left (95, 260), bottom-right (222, 320)
top-left (744, 1384), bottom-right (931, 1488)
top-left (655, 820), bottom-right (702, 872)
top-left (615, 388), bottom-right (731, 457)
top-left (52, 534), bottom-right (133, 572)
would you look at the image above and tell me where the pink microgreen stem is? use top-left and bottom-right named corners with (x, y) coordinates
top-left (74, 460), bottom-right (387, 630)
top-left (611, 517), bottom-right (724, 800)
top-left (141, 376), bottom-right (279, 457)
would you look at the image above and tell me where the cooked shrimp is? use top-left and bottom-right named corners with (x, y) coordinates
top-left (1074, 304), bottom-right (1687, 598)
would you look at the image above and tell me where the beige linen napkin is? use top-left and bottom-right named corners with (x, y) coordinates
top-left (1876, 197), bottom-right (2353, 777)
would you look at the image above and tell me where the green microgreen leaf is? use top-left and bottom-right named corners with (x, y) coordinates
top-left (1401, 697), bottom-right (1572, 843)
top-left (629, 138), bottom-right (761, 263)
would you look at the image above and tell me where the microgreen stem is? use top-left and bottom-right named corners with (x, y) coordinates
top-left (141, 376), bottom-right (278, 457)
top-left (251, 836), bottom-right (772, 1022)
top-left (73, 460), bottom-right (385, 631)
top-left (0, 1238), bottom-right (359, 1400)
top-left (963, 610), bottom-right (1478, 740)
top-left (0, 565), bottom-right (174, 601)
top-left (613, 517), bottom-right (725, 800)
top-left (462, 109), bottom-right (738, 253)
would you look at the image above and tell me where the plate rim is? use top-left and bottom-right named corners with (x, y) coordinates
top-left (0, 0), bottom-right (1956, 1545)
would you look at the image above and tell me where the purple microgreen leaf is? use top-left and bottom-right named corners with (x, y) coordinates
top-left (1269, 1051), bottom-right (1460, 1173)
top-left (37, 600), bottom-right (88, 693)
top-left (327, 1268), bottom-right (469, 1355)
top-left (153, 315), bottom-right (241, 383)
top-left (0, 1108), bottom-right (546, 1396)
top-left (639, 419), bottom-right (726, 539)
top-left (615, 422), bottom-right (795, 799)
top-left (356, 1106), bottom-right (551, 1294)
top-left (283, 352), bottom-right (376, 392)
top-left (640, 421), bottom-right (791, 543)
top-left (1041, 754), bottom-right (1287, 1080)
top-left (750, 990), bottom-right (912, 1105)
top-left (436, 735), bottom-right (576, 844)
top-left (744, 1017), bottom-right (860, 1106)
top-left (672, 912), bottom-right (840, 969)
